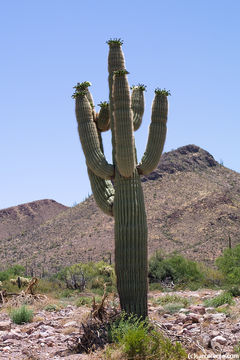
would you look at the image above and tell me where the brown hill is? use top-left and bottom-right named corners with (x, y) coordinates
top-left (1, 145), bottom-right (240, 275)
top-left (0, 199), bottom-right (68, 242)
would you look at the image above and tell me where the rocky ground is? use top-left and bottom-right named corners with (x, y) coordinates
top-left (0, 289), bottom-right (240, 359)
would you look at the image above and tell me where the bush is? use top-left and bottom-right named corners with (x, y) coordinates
top-left (107, 313), bottom-right (187, 359)
top-left (37, 279), bottom-right (63, 294)
top-left (75, 296), bottom-right (93, 307)
top-left (10, 306), bottom-right (33, 324)
top-left (149, 283), bottom-right (163, 291)
top-left (204, 291), bottom-right (234, 308)
top-left (227, 286), bottom-right (240, 297)
top-left (59, 289), bottom-right (75, 298)
top-left (198, 264), bottom-right (225, 288)
top-left (149, 251), bottom-right (203, 286)
top-left (155, 294), bottom-right (190, 314)
top-left (0, 264), bottom-right (25, 282)
top-left (156, 294), bottom-right (189, 308)
top-left (216, 244), bottom-right (240, 284)
top-left (44, 304), bottom-right (60, 312)
top-left (57, 261), bottom-right (116, 292)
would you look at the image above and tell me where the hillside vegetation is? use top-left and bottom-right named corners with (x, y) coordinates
top-left (1, 144), bottom-right (240, 275)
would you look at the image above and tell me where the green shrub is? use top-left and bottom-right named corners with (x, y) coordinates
top-left (227, 285), bottom-right (240, 297)
top-left (163, 303), bottom-right (185, 314)
top-left (60, 289), bottom-right (74, 298)
top-left (10, 306), bottom-right (33, 324)
top-left (8, 264), bottom-right (25, 276)
top-left (198, 264), bottom-right (225, 288)
top-left (37, 279), bottom-right (63, 294)
top-left (204, 291), bottom-right (234, 308)
top-left (155, 294), bottom-right (190, 314)
top-left (149, 252), bottom-right (203, 286)
top-left (216, 244), bottom-right (240, 284)
top-left (0, 270), bottom-right (10, 282)
top-left (234, 342), bottom-right (240, 356)
top-left (107, 313), bottom-right (187, 359)
top-left (149, 283), bottom-right (163, 291)
top-left (0, 264), bottom-right (25, 282)
top-left (75, 296), bottom-right (93, 307)
top-left (44, 304), bottom-right (60, 312)
top-left (156, 294), bottom-right (190, 308)
top-left (57, 261), bottom-right (116, 292)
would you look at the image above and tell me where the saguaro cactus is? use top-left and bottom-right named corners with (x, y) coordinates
top-left (73, 39), bottom-right (169, 318)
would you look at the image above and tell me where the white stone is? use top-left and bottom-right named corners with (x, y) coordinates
top-left (63, 321), bottom-right (78, 328)
top-left (211, 335), bottom-right (227, 347)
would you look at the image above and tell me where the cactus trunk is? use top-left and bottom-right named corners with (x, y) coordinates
top-left (114, 169), bottom-right (148, 317)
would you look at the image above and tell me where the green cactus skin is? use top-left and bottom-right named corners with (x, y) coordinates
top-left (87, 168), bottom-right (114, 216)
top-left (113, 71), bottom-right (136, 177)
top-left (114, 169), bottom-right (148, 317)
top-left (131, 85), bottom-right (146, 131)
top-left (75, 94), bottom-right (114, 179)
top-left (97, 102), bottom-right (110, 132)
top-left (137, 92), bottom-right (167, 175)
top-left (74, 40), bottom-right (168, 318)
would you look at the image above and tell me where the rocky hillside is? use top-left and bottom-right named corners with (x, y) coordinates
top-left (1, 145), bottom-right (240, 275)
top-left (0, 199), bottom-right (68, 241)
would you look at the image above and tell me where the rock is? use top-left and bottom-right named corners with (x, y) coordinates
top-left (204, 313), bottom-right (226, 323)
top-left (179, 308), bottom-right (189, 313)
top-left (205, 307), bottom-right (216, 313)
top-left (63, 321), bottom-right (78, 328)
top-left (211, 335), bottom-right (227, 348)
top-left (201, 333), bottom-right (211, 348)
top-left (189, 305), bottom-right (206, 315)
top-left (163, 313), bottom-right (171, 318)
top-left (2, 346), bottom-right (11, 351)
top-left (185, 313), bottom-right (202, 323)
top-left (2, 330), bottom-right (23, 341)
top-left (163, 322), bottom-right (173, 330)
top-left (0, 321), bottom-right (11, 331)
top-left (209, 330), bottom-right (220, 339)
top-left (232, 323), bottom-right (240, 333)
top-left (33, 321), bottom-right (45, 328)
top-left (185, 323), bottom-right (199, 330)
top-left (39, 331), bottom-right (54, 338)
top-left (175, 313), bottom-right (187, 324)
top-left (156, 305), bottom-right (165, 314)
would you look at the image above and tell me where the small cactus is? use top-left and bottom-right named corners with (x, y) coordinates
top-left (73, 40), bottom-right (169, 318)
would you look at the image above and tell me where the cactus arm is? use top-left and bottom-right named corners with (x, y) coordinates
top-left (87, 168), bottom-right (114, 216)
top-left (87, 126), bottom-right (115, 216)
top-left (85, 88), bottom-right (95, 110)
top-left (75, 94), bottom-right (114, 179)
top-left (107, 40), bottom-right (126, 164)
top-left (131, 85), bottom-right (146, 131)
top-left (112, 70), bottom-right (136, 177)
top-left (96, 102), bottom-right (110, 132)
top-left (137, 89), bottom-right (169, 175)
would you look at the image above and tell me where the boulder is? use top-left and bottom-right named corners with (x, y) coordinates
top-left (0, 321), bottom-right (11, 331)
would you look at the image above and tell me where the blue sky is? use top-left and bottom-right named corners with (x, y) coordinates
top-left (1, 0), bottom-right (239, 210)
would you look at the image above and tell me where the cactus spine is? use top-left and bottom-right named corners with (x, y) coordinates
top-left (73, 39), bottom-right (169, 318)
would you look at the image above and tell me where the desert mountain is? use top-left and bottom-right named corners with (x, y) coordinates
top-left (1, 145), bottom-right (240, 275)
top-left (0, 199), bottom-right (68, 242)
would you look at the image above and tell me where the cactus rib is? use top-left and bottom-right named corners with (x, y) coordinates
top-left (131, 85), bottom-right (146, 131)
top-left (113, 71), bottom-right (136, 177)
